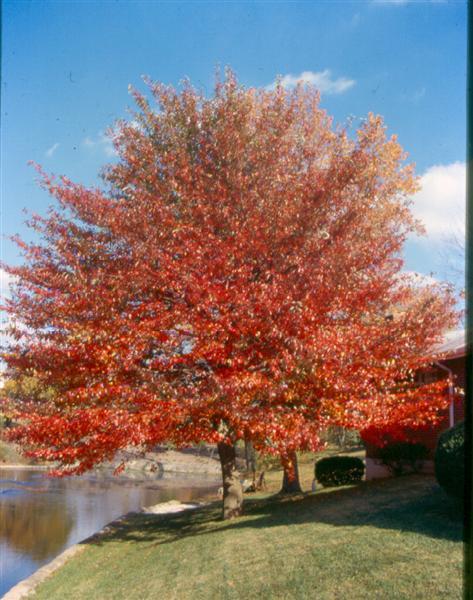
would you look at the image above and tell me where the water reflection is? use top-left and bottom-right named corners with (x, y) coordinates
top-left (0, 468), bottom-right (219, 596)
top-left (1, 495), bottom-right (73, 561)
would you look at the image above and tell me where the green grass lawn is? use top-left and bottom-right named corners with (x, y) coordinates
top-left (32, 474), bottom-right (463, 600)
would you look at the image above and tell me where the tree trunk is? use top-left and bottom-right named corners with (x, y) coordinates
top-left (336, 426), bottom-right (346, 450)
top-left (244, 439), bottom-right (256, 480)
top-left (280, 450), bottom-right (303, 494)
top-left (217, 441), bottom-right (243, 519)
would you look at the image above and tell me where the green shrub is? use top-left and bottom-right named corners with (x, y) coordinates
top-left (435, 421), bottom-right (464, 499)
top-left (315, 455), bottom-right (365, 487)
top-left (378, 442), bottom-right (429, 477)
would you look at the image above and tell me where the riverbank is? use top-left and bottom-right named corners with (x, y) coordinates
top-left (3, 500), bottom-right (206, 600)
top-left (26, 475), bottom-right (463, 599)
top-left (0, 440), bottom-right (32, 466)
top-left (104, 447), bottom-right (222, 477)
top-left (0, 466), bottom-right (220, 598)
top-left (0, 444), bottom-right (223, 476)
top-left (0, 464), bottom-right (50, 470)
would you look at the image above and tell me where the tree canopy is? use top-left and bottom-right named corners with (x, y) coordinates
top-left (2, 71), bottom-right (458, 516)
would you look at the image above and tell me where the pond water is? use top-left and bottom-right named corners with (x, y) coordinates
top-left (0, 467), bottom-right (220, 597)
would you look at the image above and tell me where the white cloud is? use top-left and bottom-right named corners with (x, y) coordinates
top-left (399, 271), bottom-right (439, 288)
top-left (0, 269), bottom-right (15, 349)
top-left (410, 162), bottom-right (465, 241)
top-left (45, 142), bottom-right (60, 157)
top-left (0, 269), bottom-right (14, 300)
top-left (267, 70), bottom-right (355, 95)
top-left (82, 132), bottom-right (117, 157)
top-left (129, 119), bottom-right (144, 132)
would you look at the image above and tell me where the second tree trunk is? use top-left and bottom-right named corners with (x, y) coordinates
top-left (280, 450), bottom-right (303, 494)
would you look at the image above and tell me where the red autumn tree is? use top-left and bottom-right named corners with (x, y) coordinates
top-left (2, 71), bottom-right (457, 519)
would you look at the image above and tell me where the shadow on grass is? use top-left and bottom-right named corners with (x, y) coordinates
top-left (84, 475), bottom-right (463, 551)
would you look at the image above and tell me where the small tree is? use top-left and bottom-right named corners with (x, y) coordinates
top-left (2, 70), bottom-right (457, 518)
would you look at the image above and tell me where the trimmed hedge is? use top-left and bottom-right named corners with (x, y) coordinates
top-left (378, 442), bottom-right (429, 477)
top-left (315, 455), bottom-right (365, 487)
top-left (435, 421), bottom-right (464, 499)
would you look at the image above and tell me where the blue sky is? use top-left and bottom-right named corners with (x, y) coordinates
top-left (1, 0), bottom-right (467, 294)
